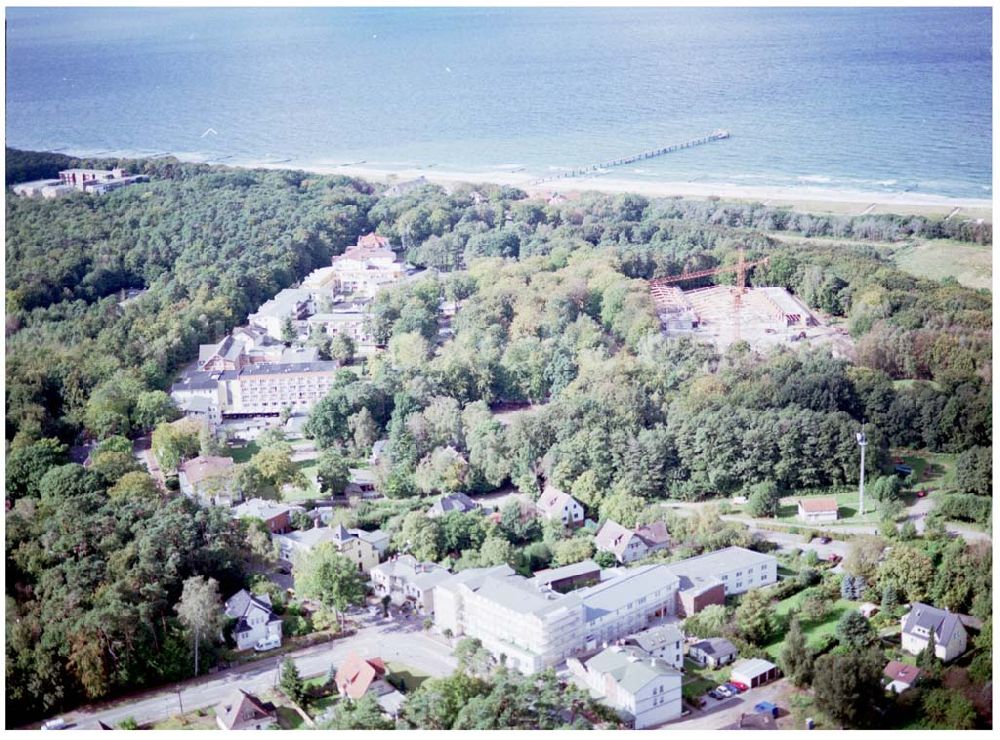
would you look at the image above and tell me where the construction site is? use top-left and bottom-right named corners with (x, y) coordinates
top-left (649, 251), bottom-right (854, 353)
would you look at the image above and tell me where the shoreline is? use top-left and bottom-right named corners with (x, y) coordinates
top-left (269, 161), bottom-right (995, 220)
top-left (49, 147), bottom-right (996, 220)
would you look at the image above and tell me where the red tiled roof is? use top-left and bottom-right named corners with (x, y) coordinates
top-left (797, 497), bottom-right (838, 513)
top-left (883, 660), bottom-right (921, 684)
top-left (335, 652), bottom-right (387, 700)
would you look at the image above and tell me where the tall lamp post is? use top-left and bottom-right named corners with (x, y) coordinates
top-left (856, 425), bottom-right (867, 518)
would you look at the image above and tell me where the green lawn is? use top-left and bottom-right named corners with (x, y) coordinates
top-left (773, 488), bottom-right (880, 526)
top-left (891, 449), bottom-right (958, 492)
top-left (764, 590), bottom-right (855, 660)
top-left (281, 460), bottom-right (321, 502)
top-left (890, 238), bottom-right (992, 290)
top-left (226, 440), bottom-right (260, 464)
top-left (386, 661), bottom-right (431, 693)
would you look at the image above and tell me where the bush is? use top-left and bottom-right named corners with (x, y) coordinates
top-left (118, 717), bottom-right (139, 730)
top-left (935, 493), bottom-right (991, 524)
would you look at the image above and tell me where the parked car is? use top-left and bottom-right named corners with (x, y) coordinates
top-left (254, 635), bottom-right (281, 652)
top-left (754, 701), bottom-right (780, 718)
top-left (708, 689), bottom-right (723, 700)
top-left (724, 682), bottom-right (743, 694)
top-left (828, 554), bottom-right (842, 563)
top-left (730, 681), bottom-right (749, 692)
top-left (41, 719), bottom-right (68, 731)
top-left (715, 685), bottom-right (733, 698)
top-left (817, 536), bottom-right (832, 544)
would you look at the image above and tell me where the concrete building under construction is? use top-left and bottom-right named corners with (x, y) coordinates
top-left (651, 283), bottom-right (827, 350)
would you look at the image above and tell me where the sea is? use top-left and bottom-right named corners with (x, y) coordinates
top-left (4, 6), bottom-right (993, 199)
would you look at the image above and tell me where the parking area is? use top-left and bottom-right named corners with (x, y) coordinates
top-left (665, 678), bottom-right (792, 729)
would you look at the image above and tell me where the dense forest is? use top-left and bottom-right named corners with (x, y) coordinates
top-left (5, 149), bottom-right (992, 724)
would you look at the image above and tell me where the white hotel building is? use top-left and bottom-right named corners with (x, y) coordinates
top-left (434, 564), bottom-right (680, 674)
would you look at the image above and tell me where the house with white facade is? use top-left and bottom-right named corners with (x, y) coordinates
top-left (216, 690), bottom-right (277, 731)
top-left (572, 646), bottom-right (683, 729)
top-left (274, 524), bottom-right (383, 573)
top-left (370, 555), bottom-right (452, 614)
top-left (594, 520), bottom-right (670, 564)
top-left (796, 497), bottom-right (839, 523)
top-left (689, 638), bottom-right (738, 669)
top-left (900, 602), bottom-right (968, 662)
top-left (883, 660), bottom-right (922, 694)
top-left (224, 590), bottom-right (282, 651)
top-left (535, 484), bottom-right (585, 529)
top-left (622, 622), bottom-right (685, 670)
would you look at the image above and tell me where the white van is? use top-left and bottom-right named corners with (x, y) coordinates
top-left (254, 636), bottom-right (281, 652)
top-left (41, 718), bottom-right (68, 731)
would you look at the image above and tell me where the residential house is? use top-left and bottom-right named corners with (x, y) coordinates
top-left (622, 622), bottom-right (685, 670)
top-left (532, 560), bottom-right (601, 593)
top-left (594, 519), bottom-right (670, 564)
top-left (224, 590), bottom-right (282, 651)
top-left (370, 555), bottom-right (451, 614)
top-left (345, 468), bottom-right (379, 499)
top-left (215, 690), bottom-right (277, 731)
top-left (730, 658), bottom-right (781, 688)
top-left (178, 455), bottom-right (238, 506)
top-left (535, 485), bottom-right (585, 529)
top-left (900, 602), bottom-right (968, 662)
top-left (796, 497), bottom-right (839, 524)
top-left (572, 646), bottom-right (683, 729)
top-left (231, 498), bottom-right (296, 534)
top-left (274, 524), bottom-right (381, 573)
top-left (335, 652), bottom-right (390, 699)
top-left (883, 660), bottom-right (922, 694)
top-left (689, 638), bottom-right (738, 669)
top-left (426, 491), bottom-right (479, 518)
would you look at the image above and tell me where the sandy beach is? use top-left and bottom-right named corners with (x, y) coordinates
top-left (235, 158), bottom-right (993, 221)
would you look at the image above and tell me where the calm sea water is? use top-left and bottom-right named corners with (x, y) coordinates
top-left (5, 7), bottom-right (993, 198)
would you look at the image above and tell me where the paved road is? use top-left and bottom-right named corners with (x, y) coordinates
top-left (662, 499), bottom-right (991, 544)
top-left (53, 619), bottom-right (455, 730)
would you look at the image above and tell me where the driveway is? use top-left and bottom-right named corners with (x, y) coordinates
top-left (46, 619), bottom-right (456, 730)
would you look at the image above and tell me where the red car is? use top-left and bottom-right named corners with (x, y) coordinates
top-left (916, 490), bottom-right (928, 498)
top-left (730, 682), bottom-right (749, 692)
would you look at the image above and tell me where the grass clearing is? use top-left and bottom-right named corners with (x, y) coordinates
top-left (765, 591), bottom-right (855, 660)
top-left (275, 706), bottom-right (305, 730)
top-left (226, 440), bottom-right (260, 464)
top-left (890, 238), bottom-right (992, 290)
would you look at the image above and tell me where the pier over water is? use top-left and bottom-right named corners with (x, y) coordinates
top-left (533, 129), bottom-right (731, 184)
